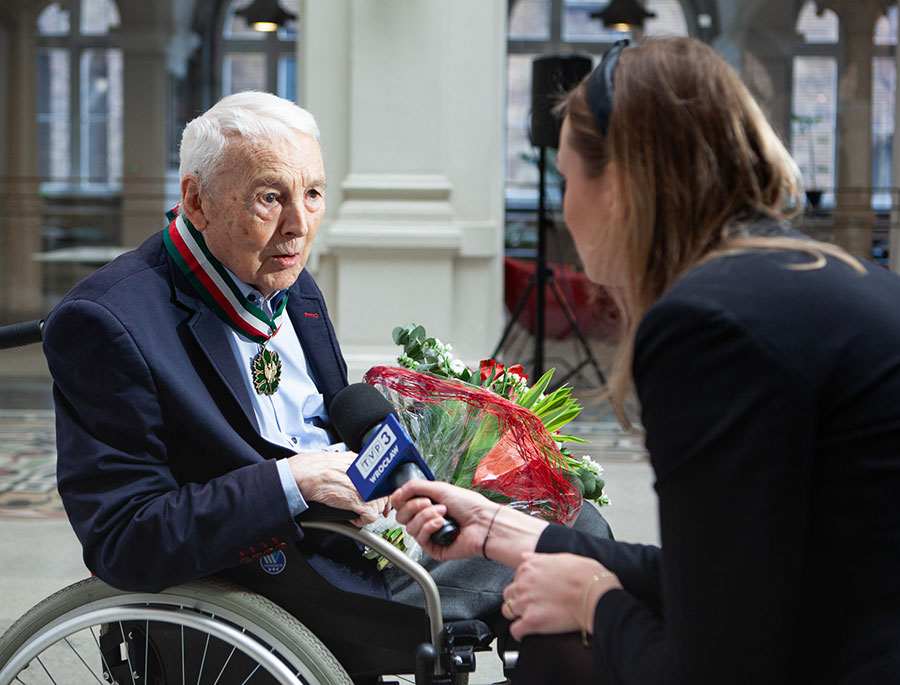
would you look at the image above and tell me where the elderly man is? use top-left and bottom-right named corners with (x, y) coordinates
top-left (44, 92), bottom-right (429, 680)
top-left (44, 91), bottom-right (611, 681)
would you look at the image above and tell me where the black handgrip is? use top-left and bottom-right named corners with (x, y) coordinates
top-left (299, 502), bottom-right (356, 522)
top-left (0, 319), bottom-right (43, 350)
top-left (430, 515), bottom-right (460, 547)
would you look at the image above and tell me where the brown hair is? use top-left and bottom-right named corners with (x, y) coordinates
top-left (556, 37), bottom-right (861, 426)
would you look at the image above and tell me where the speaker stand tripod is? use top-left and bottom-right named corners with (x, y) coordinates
top-left (493, 147), bottom-right (606, 388)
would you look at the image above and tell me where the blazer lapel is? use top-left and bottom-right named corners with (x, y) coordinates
top-left (288, 278), bottom-right (348, 408)
top-left (169, 256), bottom-right (259, 431)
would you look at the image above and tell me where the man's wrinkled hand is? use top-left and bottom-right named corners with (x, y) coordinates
top-left (287, 451), bottom-right (388, 527)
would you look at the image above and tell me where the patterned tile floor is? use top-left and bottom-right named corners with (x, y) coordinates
top-left (0, 410), bottom-right (64, 519)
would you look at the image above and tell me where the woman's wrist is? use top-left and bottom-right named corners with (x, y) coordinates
top-left (579, 572), bottom-right (610, 643)
top-left (481, 505), bottom-right (549, 568)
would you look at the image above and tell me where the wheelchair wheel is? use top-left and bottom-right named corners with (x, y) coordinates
top-left (0, 576), bottom-right (352, 685)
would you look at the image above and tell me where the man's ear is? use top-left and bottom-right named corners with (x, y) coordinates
top-left (180, 175), bottom-right (208, 231)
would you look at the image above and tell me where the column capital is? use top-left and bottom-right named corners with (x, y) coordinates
top-left (814, 0), bottom-right (889, 33)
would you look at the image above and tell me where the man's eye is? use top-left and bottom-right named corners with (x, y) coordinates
top-left (262, 192), bottom-right (278, 204)
top-left (306, 189), bottom-right (322, 200)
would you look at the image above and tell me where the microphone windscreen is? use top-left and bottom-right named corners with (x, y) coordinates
top-left (330, 382), bottom-right (396, 451)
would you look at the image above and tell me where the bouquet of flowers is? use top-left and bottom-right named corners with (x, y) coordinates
top-left (362, 324), bottom-right (608, 568)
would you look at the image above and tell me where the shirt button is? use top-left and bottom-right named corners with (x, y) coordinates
top-left (291, 437), bottom-right (298, 444)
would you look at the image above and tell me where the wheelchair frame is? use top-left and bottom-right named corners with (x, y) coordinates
top-left (0, 319), bottom-right (502, 685)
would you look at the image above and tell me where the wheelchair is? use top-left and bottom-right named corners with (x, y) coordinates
top-left (0, 320), bottom-right (516, 685)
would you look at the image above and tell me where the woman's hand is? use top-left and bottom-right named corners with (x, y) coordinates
top-left (393, 480), bottom-right (549, 567)
top-left (392, 479), bottom-right (499, 561)
top-left (501, 552), bottom-right (622, 641)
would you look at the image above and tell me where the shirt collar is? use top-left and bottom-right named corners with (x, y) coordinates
top-left (221, 265), bottom-right (287, 318)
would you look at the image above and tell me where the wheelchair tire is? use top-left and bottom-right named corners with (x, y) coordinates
top-left (0, 576), bottom-right (353, 685)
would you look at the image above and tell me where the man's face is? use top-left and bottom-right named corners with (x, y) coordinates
top-left (185, 130), bottom-right (326, 297)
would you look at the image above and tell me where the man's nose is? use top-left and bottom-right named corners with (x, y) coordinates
top-left (280, 200), bottom-right (309, 236)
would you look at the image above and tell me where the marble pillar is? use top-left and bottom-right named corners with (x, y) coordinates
top-left (115, 29), bottom-right (171, 247)
top-left (891, 12), bottom-right (900, 273)
top-left (0, 1), bottom-right (43, 321)
top-left (830, 1), bottom-right (880, 260)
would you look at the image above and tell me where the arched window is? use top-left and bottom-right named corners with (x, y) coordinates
top-left (219, 0), bottom-right (298, 100)
top-left (872, 5), bottom-right (897, 211)
top-left (790, 1), bottom-right (839, 207)
top-left (36, 0), bottom-right (122, 189)
top-left (506, 0), bottom-right (689, 208)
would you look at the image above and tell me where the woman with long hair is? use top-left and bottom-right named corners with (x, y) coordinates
top-left (393, 37), bottom-right (900, 683)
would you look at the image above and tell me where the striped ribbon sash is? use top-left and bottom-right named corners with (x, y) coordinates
top-left (162, 207), bottom-right (288, 344)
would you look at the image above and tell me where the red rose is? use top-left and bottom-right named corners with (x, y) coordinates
top-left (479, 359), bottom-right (505, 383)
top-left (507, 364), bottom-right (528, 380)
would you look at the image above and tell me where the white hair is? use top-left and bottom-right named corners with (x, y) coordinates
top-left (179, 91), bottom-right (320, 187)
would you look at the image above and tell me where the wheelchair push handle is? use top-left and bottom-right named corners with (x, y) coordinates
top-left (0, 319), bottom-right (43, 350)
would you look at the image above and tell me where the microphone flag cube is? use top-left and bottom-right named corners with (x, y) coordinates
top-left (347, 413), bottom-right (435, 500)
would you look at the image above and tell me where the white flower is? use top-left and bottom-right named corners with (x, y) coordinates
top-left (450, 359), bottom-right (467, 374)
top-left (578, 455), bottom-right (603, 476)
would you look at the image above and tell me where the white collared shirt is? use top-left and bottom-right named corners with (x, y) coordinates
top-left (222, 267), bottom-right (346, 517)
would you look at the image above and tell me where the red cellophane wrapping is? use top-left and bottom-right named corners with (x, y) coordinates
top-left (364, 366), bottom-right (582, 525)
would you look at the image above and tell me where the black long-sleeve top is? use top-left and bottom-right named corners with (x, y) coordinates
top-left (538, 227), bottom-right (900, 683)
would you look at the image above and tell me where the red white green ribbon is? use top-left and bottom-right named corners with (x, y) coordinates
top-left (163, 206), bottom-right (287, 344)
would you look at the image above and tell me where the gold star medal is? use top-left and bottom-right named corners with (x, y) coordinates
top-left (252, 344), bottom-right (282, 395)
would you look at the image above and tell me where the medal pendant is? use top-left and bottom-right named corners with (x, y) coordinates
top-left (252, 345), bottom-right (282, 395)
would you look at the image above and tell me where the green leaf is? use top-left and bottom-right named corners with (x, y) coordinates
top-left (411, 325), bottom-right (426, 342)
top-left (516, 369), bottom-right (554, 409)
top-left (406, 341), bottom-right (422, 359)
top-left (552, 433), bottom-right (589, 444)
top-left (542, 407), bottom-right (582, 434)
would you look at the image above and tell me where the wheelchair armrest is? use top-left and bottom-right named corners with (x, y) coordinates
top-left (302, 520), bottom-right (448, 678)
top-left (297, 502), bottom-right (355, 522)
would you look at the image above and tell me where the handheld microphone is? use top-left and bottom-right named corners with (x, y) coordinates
top-left (330, 383), bottom-right (460, 546)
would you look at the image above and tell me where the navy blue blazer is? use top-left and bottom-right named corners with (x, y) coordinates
top-left (44, 232), bottom-right (366, 592)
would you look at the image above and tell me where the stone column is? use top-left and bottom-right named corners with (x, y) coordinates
top-left (0, 1), bottom-right (43, 321)
top-left (115, 28), bottom-right (172, 247)
top-left (301, 0), bottom-right (506, 380)
top-left (890, 16), bottom-right (900, 273)
top-left (828, 0), bottom-right (881, 260)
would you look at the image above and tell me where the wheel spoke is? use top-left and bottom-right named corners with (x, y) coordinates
top-left (211, 643), bottom-right (239, 684)
top-left (196, 614), bottom-right (214, 685)
top-left (35, 655), bottom-right (58, 685)
top-left (118, 621), bottom-right (137, 685)
top-left (63, 636), bottom-right (106, 684)
top-left (181, 623), bottom-right (186, 685)
top-left (89, 626), bottom-right (116, 685)
top-left (143, 620), bottom-right (149, 685)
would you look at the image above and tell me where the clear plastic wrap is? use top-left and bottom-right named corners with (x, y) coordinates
top-left (364, 366), bottom-right (583, 525)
